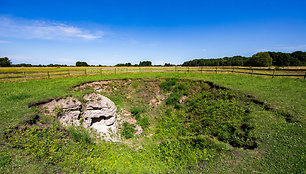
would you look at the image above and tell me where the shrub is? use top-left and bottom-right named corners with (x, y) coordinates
top-left (130, 106), bottom-right (144, 116)
top-left (160, 79), bottom-right (177, 91)
top-left (122, 122), bottom-right (136, 139)
top-left (165, 92), bottom-right (182, 105)
top-left (68, 126), bottom-right (92, 144)
top-left (138, 116), bottom-right (150, 128)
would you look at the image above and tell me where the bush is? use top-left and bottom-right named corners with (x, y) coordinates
top-left (165, 93), bottom-right (182, 105)
top-left (130, 106), bottom-right (144, 116)
top-left (160, 79), bottom-right (177, 91)
top-left (68, 126), bottom-right (92, 144)
top-left (122, 122), bottom-right (136, 139)
top-left (138, 116), bottom-right (150, 128)
top-left (130, 106), bottom-right (145, 121)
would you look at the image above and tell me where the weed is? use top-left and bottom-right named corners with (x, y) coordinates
top-left (122, 121), bottom-right (136, 139)
top-left (6, 126), bottom-right (68, 164)
top-left (68, 126), bottom-right (92, 144)
top-left (0, 154), bottom-right (11, 168)
top-left (130, 106), bottom-right (145, 120)
top-left (138, 116), bottom-right (150, 129)
top-left (132, 80), bottom-right (140, 89)
top-left (160, 78), bottom-right (177, 91)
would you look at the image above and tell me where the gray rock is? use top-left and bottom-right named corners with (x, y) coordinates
top-left (59, 111), bottom-right (81, 127)
top-left (83, 93), bottom-right (117, 126)
top-left (61, 97), bottom-right (82, 111)
top-left (56, 97), bottom-right (82, 126)
top-left (41, 93), bottom-right (120, 142)
top-left (83, 93), bottom-right (118, 141)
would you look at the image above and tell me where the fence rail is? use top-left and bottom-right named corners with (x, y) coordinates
top-left (0, 66), bottom-right (305, 81)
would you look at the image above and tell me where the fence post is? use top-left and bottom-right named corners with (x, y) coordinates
top-left (23, 71), bottom-right (26, 81)
top-left (304, 73), bottom-right (306, 79)
top-left (68, 69), bottom-right (70, 76)
top-left (232, 67), bottom-right (235, 73)
top-left (175, 66), bottom-right (177, 72)
top-left (251, 69), bottom-right (254, 77)
top-left (216, 66), bottom-right (218, 73)
top-left (115, 68), bottom-right (117, 74)
top-left (188, 67), bottom-right (190, 73)
top-left (84, 69), bottom-right (87, 76)
top-left (47, 71), bottom-right (50, 79)
top-left (272, 69), bottom-right (276, 78)
top-left (100, 69), bottom-right (102, 75)
top-left (201, 66), bottom-right (203, 73)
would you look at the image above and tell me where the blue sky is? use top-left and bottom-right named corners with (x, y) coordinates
top-left (0, 0), bottom-right (306, 65)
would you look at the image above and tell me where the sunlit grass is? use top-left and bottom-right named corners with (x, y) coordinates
top-left (0, 72), bottom-right (305, 173)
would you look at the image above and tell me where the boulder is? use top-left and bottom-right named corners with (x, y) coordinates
top-left (40, 94), bottom-right (119, 142)
top-left (82, 93), bottom-right (119, 142)
top-left (57, 97), bottom-right (82, 126)
top-left (83, 93), bottom-right (117, 128)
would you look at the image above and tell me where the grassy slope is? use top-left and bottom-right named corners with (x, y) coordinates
top-left (0, 72), bottom-right (305, 173)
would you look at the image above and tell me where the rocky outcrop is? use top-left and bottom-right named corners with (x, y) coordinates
top-left (82, 93), bottom-right (119, 141)
top-left (40, 94), bottom-right (120, 142)
top-left (58, 97), bottom-right (82, 127)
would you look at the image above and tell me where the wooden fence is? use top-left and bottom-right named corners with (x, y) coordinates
top-left (0, 66), bottom-right (305, 81)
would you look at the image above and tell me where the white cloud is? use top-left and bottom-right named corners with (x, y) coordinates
top-left (0, 16), bottom-right (103, 40)
top-left (0, 40), bottom-right (11, 43)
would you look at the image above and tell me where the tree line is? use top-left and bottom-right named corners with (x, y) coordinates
top-left (182, 51), bottom-right (306, 67)
top-left (1, 51), bottom-right (305, 67)
top-left (115, 61), bottom-right (153, 67)
top-left (115, 61), bottom-right (175, 67)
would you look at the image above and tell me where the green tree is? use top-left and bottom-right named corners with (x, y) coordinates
top-left (76, 61), bottom-right (89, 67)
top-left (0, 57), bottom-right (12, 67)
top-left (249, 52), bottom-right (272, 67)
top-left (164, 63), bottom-right (175, 66)
top-left (139, 61), bottom-right (152, 66)
top-left (115, 63), bottom-right (132, 66)
top-left (291, 51), bottom-right (306, 65)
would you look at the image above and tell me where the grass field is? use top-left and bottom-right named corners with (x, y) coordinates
top-left (0, 72), bottom-right (305, 173)
top-left (1, 66), bottom-right (305, 82)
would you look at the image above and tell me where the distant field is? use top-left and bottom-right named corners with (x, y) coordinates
top-left (0, 66), bottom-right (305, 82)
top-left (1, 66), bottom-right (305, 72)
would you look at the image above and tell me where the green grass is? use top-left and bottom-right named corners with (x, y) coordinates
top-left (122, 122), bottom-right (137, 139)
top-left (0, 72), bottom-right (305, 173)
